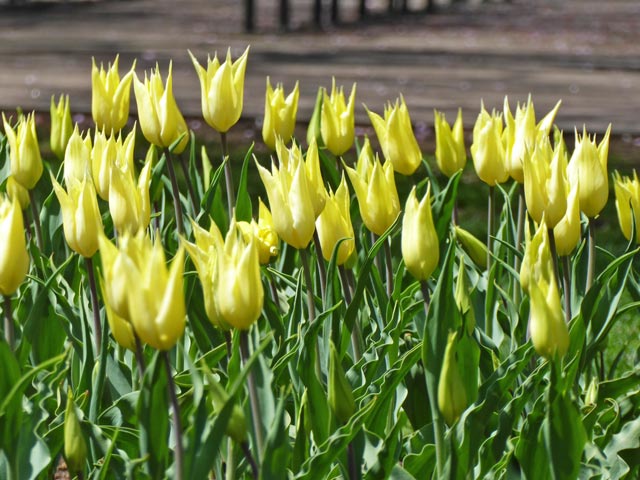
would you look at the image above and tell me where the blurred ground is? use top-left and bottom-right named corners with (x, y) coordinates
top-left (0, 0), bottom-right (639, 145)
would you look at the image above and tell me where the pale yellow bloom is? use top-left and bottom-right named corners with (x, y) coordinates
top-left (321, 79), bottom-right (356, 156)
top-left (3, 112), bottom-right (43, 190)
top-left (470, 106), bottom-right (508, 186)
top-left (50, 94), bottom-right (73, 161)
top-left (316, 175), bottom-right (355, 265)
top-left (434, 108), bottom-right (466, 178)
top-left (262, 77), bottom-right (299, 150)
top-left (91, 55), bottom-right (135, 133)
top-left (401, 184), bottom-right (439, 281)
top-left (0, 196), bottom-right (30, 296)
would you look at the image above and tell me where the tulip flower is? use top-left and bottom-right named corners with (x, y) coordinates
top-left (316, 175), bottom-right (355, 265)
top-left (257, 144), bottom-right (317, 250)
top-left (133, 62), bottom-right (189, 153)
top-left (91, 55), bottom-right (135, 133)
top-left (189, 46), bottom-right (250, 134)
top-left (108, 157), bottom-right (152, 235)
top-left (553, 183), bottom-right (581, 256)
top-left (613, 170), bottom-right (640, 243)
top-left (103, 291), bottom-right (136, 351)
top-left (401, 184), bottom-right (439, 281)
top-left (2, 112), bottom-right (43, 190)
top-left (92, 128), bottom-right (136, 201)
top-left (217, 220), bottom-right (264, 331)
top-left (344, 137), bottom-right (400, 236)
top-left (262, 77), bottom-right (299, 150)
top-left (567, 125), bottom-right (611, 218)
top-left (523, 136), bottom-right (569, 229)
top-left (470, 105), bottom-right (508, 186)
top-left (6, 176), bottom-right (30, 210)
top-left (438, 332), bottom-right (467, 426)
top-left (238, 199), bottom-right (279, 265)
top-left (434, 108), bottom-right (466, 178)
top-left (50, 94), bottom-right (73, 161)
top-left (51, 175), bottom-right (104, 258)
top-left (321, 78), bottom-right (356, 156)
top-left (367, 96), bottom-right (422, 175)
top-left (0, 196), bottom-right (30, 296)
top-left (64, 389), bottom-right (88, 476)
top-left (63, 126), bottom-right (93, 187)
top-left (183, 219), bottom-right (228, 330)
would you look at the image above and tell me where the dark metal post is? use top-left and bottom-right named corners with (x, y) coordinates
top-left (359, 0), bottom-right (366, 19)
top-left (314, 0), bottom-right (322, 27)
top-left (245, 0), bottom-right (254, 32)
top-left (280, 0), bottom-right (289, 30)
top-left (331, 0), bottom-right (339, 23)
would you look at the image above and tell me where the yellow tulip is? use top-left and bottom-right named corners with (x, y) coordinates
top-left (321, 78), bottom-right (356, 156)
top-left (401, 184), bottom-right (439, 281)
top-left (217, 220), bottom-right (264, 330)
top-left (64, 389), bottom-right (88, 476)
top-left (316, 175), bottom-right (355, 265)
top-left (108, 157), bottom-right (152, 235)
top-left (50, 94), bottom-right (73, 161)
top-left (257, 147), bottom-right (317, 250)
top-left (0, 196), bottom-right (30, 296)
top-left (262, 77), bottom-right (299, 150)
top-left (2, 112), bottom-right (43, 190)
top-left (189, 46), bottom-right (250, 134)
top-left (51, 175), bottom-right (104, 258)
top-left (523, 137), bottom-right (569, 229)
top-left (434, 108), bottom-right (466, 178)
top-left (367, 96), bottom-right (422, 175)
top-left (613, 170), bottom-right (640, 243)
top-left (91, 128), bottom-right (136, 201)
top-left (91, 55), bottom-right (135, 133)
top-left (344, 137), bottom-right (400, 236)
top-left (553, 183), bottom-right (582, 256)
top-left (567, 125), bottom-right (611, 218)
top-left (470, 105), bottom-right (508, 186)
top-left (100, 278), bottom-right (136, 351)
top-left (255, 199), bottom-right (279, 264)
top-left (6, 176), bottom-right (30, 210)
top-left (438, 332), bottom-right (467, 426)
top-left (63, 126), bottom-right (93, 186)
top-left (133, 62), bottom-right (189, 153)
top-left (122, 233), bottom-right (186, 351)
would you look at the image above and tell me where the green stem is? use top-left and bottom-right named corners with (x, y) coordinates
top-left (384, 237), bottom-right (394, 299)
top-left (562, 255), bottom-right (572, 323)
top-left (299, 248), bottom-right (316, 324)
top-left (225, 440), bottom-right (236, 480)
top-left (240, 441), bottom-right (259, 480)
top-left (221, 132), bottom-right (235, 221)
top-left (347, 442), bottom-right (359, 480)
top-left (134, 333), bottom-right (146, 378)
top-left (313, 231), bottom-right (328, 307)
top-left (586, 217), bottom-right (596, 292)
top-left (452, 200), bottom-right (459, 226)
top-left (178, 154), bottom-right (199, 216)
top-left (3, 295), bottom-right (14, 349)
top-left (28, 189), bottom-right (43, 251)
top-left (240, 330), bottom-right (264, 465)
top-left (165, 150), bottom-right (185, 236)
top-left (420, 281), bottom-right (431, 318)
top-left (163, 351), bottom-right (184, 480)
top-left (85, 257), bottom-right (102, 356)
top-left (487, 186), bottom-right (495, 272)
top-left (547, 228), bottom-right (560, 288)
top-left (513, 187), bottom-right (525, 306)
top-left (224, 330), bottom-right (233, 359)
top-left (339, 266), bottom-right (362, 363)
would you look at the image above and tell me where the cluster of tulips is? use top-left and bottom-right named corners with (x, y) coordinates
top-left (0, 44), bottom-right (637, 479)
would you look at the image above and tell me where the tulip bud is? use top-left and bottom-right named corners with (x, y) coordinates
top-left (50, 94), bottom-right (73, 161)
top-left (6, 176), bottom-right (30, 210)
top-left (306, 86), bottom-right (325, 147)
top-left (367, 96), bottom-right (422, 176)
top-left (344, 138), bottom-right (400, 236)
top-left (91, 55), bottom-right (135, 133)
top-left (470, 105), bottom-right (508, 186)
top-left (438, 332), bottom-right (467, 426)
top-left (584, 377), bottom-right (599, 406)
top-left (189, 47), bottom-right (250, 134)
top-left (316, 175), bottom-right (355, 265)
top-left (207, 375), bottom-right (248, 443)
top-left (529, 270), bottom-right (569, 360)
top-left (454, 226), bottom-right (488, 270)
top-left (255, 199), bottom-right (279, 264)
top-left (217, 221), bottom-right (264, 330)
top-left (101, 279), bottom-right (136, 351)
top-left (328, 341), bottom-right (356, 424)
top-left (3, 112), bottom-right (43, 190)
top-left (613, 170), bottom-right (640, 243)
top-left (63, 126), bottom-right (93, 187)
top-left (567, 125), bottom-right (611, 218)
top-left (434, 108), bottom-right (466, 178)
top-left (401, 184), bottom-right (439, 280)
top-left (321, 78), bottom-right (356, 156)
top-left (262, 77), bottom-right (299, 150)
top-left (553, 183), bottom-right (581, 256)
top-left (92, 128), bottom-right (136, 201)
top-left (108, 157), bottom-right (152, 235)
top-left (51, 175), bottom-right (103, 258)
top-left (0, 196), bottom-right (30, 296)
top-left (64, 389), bottom-right (88, 476)
top-left (133, 62), bottom-right (189, 153)
top-left (455, 257), bottom-right (475, 335)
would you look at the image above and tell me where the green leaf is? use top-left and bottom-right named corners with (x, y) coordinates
top-left (235, 143), bottom-right (255, 222)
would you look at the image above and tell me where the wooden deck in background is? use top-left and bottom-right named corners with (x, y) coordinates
top-left (0, 0), bottom-right (639, 139)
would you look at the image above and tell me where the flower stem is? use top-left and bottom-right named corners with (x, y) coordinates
top-left (85, 257), bottom-right (102, 356)
top-left (225, 441), bottom-right (236, 480)
top-left (347, 442), bottom-right (359, 480)
top-left (221, 132), bottom-right (235, 221)
top-left (134, 333), bottom-right (146, 378)
top-left (299, 248), bottom-right (316, 324)
top-left (547, 228), bottom-right (560, 288)
top-left (339, 266), bottom-right (362, 363)
top-left (240, 330), bottom-right (264, 465)
top-left (562, 255), bottom-right (572, 323)
top-left (420, 281), bottom-right (431, 318)
top-left (240, 441), bottom-right (259, 480)
top-left (3, 295), bottom-right (14, 349)
top-left (313, 231), bottom-right (328, 307)
top-left (178, 153), bottom-right (199, 216)
top-left (513, 187), bottom-right (525, 306)
top-left (165, 150), bottom-right (185, 236)
top-left (384, 237), bottom-right (394, 299)
top-left (163, 351), bottom-right (184, 480)
top-left (487, 186), bottom-right (495, 272)
top-left (452, 200), bottom-right (459, 226)
top-left (28, 189), bottom-right (43, 251)
top-left (586, 217), bottom-right (596, 292)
